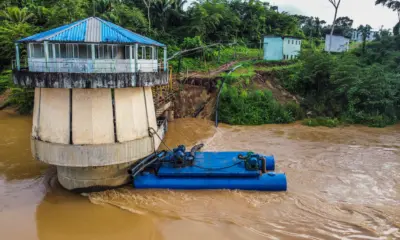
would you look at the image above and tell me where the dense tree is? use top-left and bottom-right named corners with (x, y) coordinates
top-left (333, 16), bottom-right (353, 37)
top-left (358, 24), bottom-right (372, 53)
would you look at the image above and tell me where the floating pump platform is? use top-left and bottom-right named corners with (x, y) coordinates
top-left (129, 145), bottom-right (287, 191)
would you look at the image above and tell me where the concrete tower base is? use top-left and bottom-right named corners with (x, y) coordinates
top-left (57, 164), bottom-right (132, 190)
top-left (31, 87), bottom-right (165, 190)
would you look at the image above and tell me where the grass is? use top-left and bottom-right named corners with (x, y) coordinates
top-left (302, 117), bottom-right (341, 128)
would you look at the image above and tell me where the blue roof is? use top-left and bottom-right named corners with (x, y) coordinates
top-left (17, 17), bottom-right (165, 47)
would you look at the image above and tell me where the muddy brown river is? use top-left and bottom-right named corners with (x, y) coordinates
top-left (0, 110), bottom-right (399, 240)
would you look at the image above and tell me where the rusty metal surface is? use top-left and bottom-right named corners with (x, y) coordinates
top-left (13, 70), bottom-right (168, 88)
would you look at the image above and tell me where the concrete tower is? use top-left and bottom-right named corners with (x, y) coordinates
top-left (12, 17), bottom-right (169, 190)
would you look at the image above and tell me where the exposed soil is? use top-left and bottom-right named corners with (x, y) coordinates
top-left (0, 89), bottom-right (11, 110)
top-left (254, 70), bottom-right (299, 104)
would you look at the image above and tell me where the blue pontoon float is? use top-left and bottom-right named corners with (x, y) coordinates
top-left (129, 144), bottom-right (287, 191)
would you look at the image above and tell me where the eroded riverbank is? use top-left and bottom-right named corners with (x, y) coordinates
top-left (0, 111), bottom-right (399, 239)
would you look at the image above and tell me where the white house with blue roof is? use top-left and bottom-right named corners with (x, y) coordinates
top-left (15, 17), bottom-right (167, 73)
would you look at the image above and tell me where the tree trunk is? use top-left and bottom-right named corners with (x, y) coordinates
top-left (147, 7), bottom-right (151, 31)
top-left (328, 7), bottom-right (338, 53)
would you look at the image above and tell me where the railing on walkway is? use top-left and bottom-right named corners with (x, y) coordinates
top-left (12, 58), bottom-right (168, 74)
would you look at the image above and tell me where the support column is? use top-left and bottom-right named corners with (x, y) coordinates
top-left (52, 44), bottom-right (56, 59)
top-left (15, 43), bottom-right (20, 71)
top-left (44, 41), bottom-right (49, 72)
top-left (135, 43), bottom-right (138, 73)
top-left (129, 45), bottom-right (133, 72)
top-left (91, 44), bottom-right (95, 73)
top-left (163, 47), bottom-right (167, 71)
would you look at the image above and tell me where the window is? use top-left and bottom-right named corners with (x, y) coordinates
top-left (48, 44), bottom-right (54, 58)
top-left (95, 45), bottom-right (104, 59)
top-left (31, 43), bottom-right (44, 58)
top-left (59, 44), bottom-right (67, 58)
top-left (138, 46), bottom-right (145, 59)
top-left (114, 45), bottom-right (124, 59)
top-left (78, 45), bottom-right (90, 59)
top-left (146, 46), bottom-right (152, 59)
top-left (65, 44), bottom-right (78, 58)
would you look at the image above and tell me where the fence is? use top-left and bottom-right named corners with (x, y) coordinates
top-left (13, 58), bottom-right (167, 73)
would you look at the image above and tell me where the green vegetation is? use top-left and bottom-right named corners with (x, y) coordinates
top-left (218, 74), bottom-right (303, 125)
top-left (0, 70), bottom-right (11, 94)
top-left (274, 35), bottom-right (400, 127)
top-left (302, 118), bottom-right (341, 128)
top-left (0, 0), bottom-right (399, 128)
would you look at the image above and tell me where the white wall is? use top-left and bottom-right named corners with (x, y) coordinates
top-left (283, 38), bottom-right (301, 60)
top-left (325, 35), bottom-right (350, 53)
top-left (351, 31), bottom-right (377, 42)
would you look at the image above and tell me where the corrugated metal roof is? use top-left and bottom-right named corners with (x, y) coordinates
top-left (17, 17), bottom-right (165, 47)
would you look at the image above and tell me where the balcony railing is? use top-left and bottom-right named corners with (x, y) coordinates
top-left (12, 58), bottom-right (168, 73)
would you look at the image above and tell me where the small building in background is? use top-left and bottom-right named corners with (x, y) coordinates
top-left (263, 36), bottom-right (302, 61)
top-left (351, 30), bottom-right (378, 42)
top-left (324, 34), bottom-right (350, 52)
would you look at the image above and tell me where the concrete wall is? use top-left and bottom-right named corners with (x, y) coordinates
top-left (72, 89), bottom-right (115, 144)
top-left (31, 87), bottom-right (159, 167)
top-left (325, 35), bottom-right (350, 52)
top-left (13, 71), bottom-right (168, 88)
top-left (263, 37), bottom-right (283, 61)
top-left (283, 37), bottom-right (301, 60)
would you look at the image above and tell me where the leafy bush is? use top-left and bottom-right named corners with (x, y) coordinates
top-left (218, 76), bottom-right (299, 125)
top-left (277, 47), bottom-right (400, 127)
top-left (0, 70), bottom-right (12, 94)
top-left (302, 117), bottom-right (341, 128)
top-left (8, 87), bottom-right (34, 114)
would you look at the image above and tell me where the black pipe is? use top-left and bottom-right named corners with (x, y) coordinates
top-left (215, 64), bottom-right (242, 127)
top-left (128, 151), bottom-right (167, 177)
top-left (260, 156), bottom-right (267, 173)
top-left (190, 143), bottom-right (204, 157)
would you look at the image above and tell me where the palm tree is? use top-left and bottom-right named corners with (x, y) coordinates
top-left (376, 0), bottom-right (400, 20)
top-left (376, 0), bottom-right (400, 34)
top-left (152, 0), bottom-right (173, 32)
top-left (0, 7), bottom-right (34, 23)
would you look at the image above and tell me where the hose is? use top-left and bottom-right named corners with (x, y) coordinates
top-left (190, 143), bottom-right (204, 157)
top-left (260, 156), bottom-right (267, 173)
top-left (215, 64), bottom-right (242, 127)
top-left (128, 151), bottom-right (167, 177)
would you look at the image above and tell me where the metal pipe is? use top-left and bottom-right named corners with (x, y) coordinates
top-left (129, 151), bottom-right (167, 177)
top-left (133, 172), bottom-right (287, 191)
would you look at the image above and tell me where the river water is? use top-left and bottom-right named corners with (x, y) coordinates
top-left (0, 110), bottom-right (399, 240)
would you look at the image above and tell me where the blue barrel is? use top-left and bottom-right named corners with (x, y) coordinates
top-left (264, 155), bottom-right (275, 171)
top-left (133, 172), bottom-right (287, 191)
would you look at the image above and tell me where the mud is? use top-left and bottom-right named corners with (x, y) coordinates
top-left (0, 111), bottom-right (399, 239)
